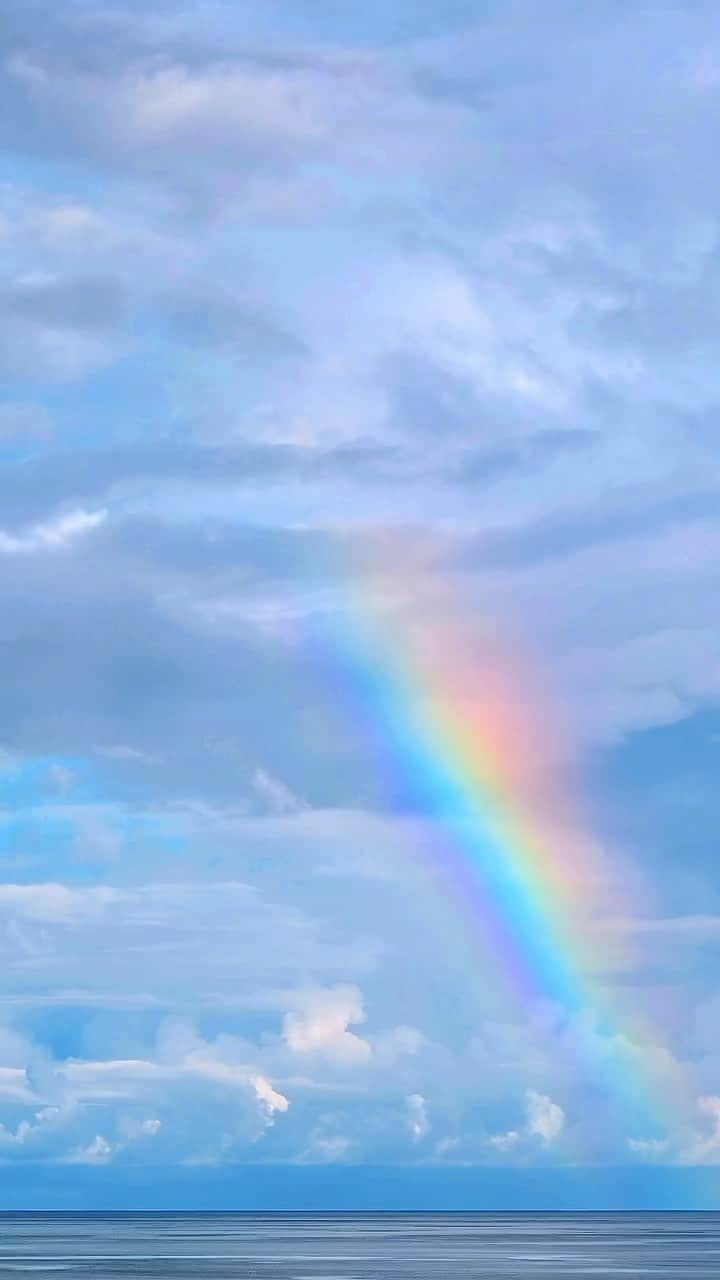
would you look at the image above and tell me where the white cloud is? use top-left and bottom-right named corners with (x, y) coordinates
top-left (526, 1089), bottom-right (565, 1143)
top-left (405, 1092), bottom-right (429, 1142)
top-left (373, 1025), bottom-right (426, 1063)
top-left (283, 986), bottom-right (371, 1065)
top-left (252, 767), bottom-right (307, 816)
top-left (0, 509), bottom-right (106, 555)
top-left (628, 1136), bottom-right (669, 1158)
top-left (122, 64), bottom-right (329, 149)
top-left (0, 1119), bottom-right (35, 1146)
top-left (302, 1131), bottom-right (353, 1163)
top-left (94, 743), bottom-right (159, 763)
top-left (8, 40), bottom-right (470, 203)
top-left (250, 1074), bottom-right (290, 1121)
top-left (0, 1019), bottom-right (294, 1164)
top-left (0, 872), bottom-right (379, 1023)
top-left (70, 1134), bottom-right (113, 1164)
top-left (684, 1096), bottom-right (720, 1165)
top-left (489, 1129), bottom-right (521, 1153)
top-left (490, 1090), bottom-right (565, 1154)
top-left (34, 204), bottom-right (107, 242)
top-left (0, 883), bottom-right (121, 923)
top-left (0, 1067), bottom-right (34, 1103)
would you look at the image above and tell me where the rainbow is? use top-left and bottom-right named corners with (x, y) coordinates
top-left (311, 537), bottom-right (690, 1146)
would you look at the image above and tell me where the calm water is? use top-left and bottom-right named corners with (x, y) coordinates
top-left (0, 1213), bottom-right (718, 1277)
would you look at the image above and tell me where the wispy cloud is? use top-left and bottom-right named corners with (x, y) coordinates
top-left (0, 509), bottom-right (106, 554)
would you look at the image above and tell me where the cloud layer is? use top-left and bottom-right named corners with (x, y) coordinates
top-left (0, 0), bottom-right (718, 1177)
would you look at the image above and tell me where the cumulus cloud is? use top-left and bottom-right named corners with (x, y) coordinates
top-left (489, 1129), bottom-right (521, 1154)
top-left (70, 1134), bottom-right (112, 1164)
top-left (283, 987), bottom-right (371, 1066)
top-left (490, 1090), bottom-right (565, 1154)
top-left (250, 1074), bottom-right (290, 1122)
top-left (684, 1096), bottom-right (720, 1165)
top-left (525, 1089), bottom-right (565, 1143)
top-left (0, 1016), bottom-right (292, 1165)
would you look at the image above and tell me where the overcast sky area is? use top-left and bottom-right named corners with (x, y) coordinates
top-left (1, 0), bottom-right (720, 1208)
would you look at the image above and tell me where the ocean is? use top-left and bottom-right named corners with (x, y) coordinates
top-left (0, 1212), bottom-right (718, 1276)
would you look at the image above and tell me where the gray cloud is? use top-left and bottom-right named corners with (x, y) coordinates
top-left (0, 274), bottom-right (126, 332)
top-left (0, 1), bottom-right (473, 216)
top-left (0, 439), bottom-right (402, 525)
top-left (450, 429), bottom-right (599, 486)
top-left (154, 285), bottom-right (306, 359)
top-left (0, 274), bottom-right (126, 379)
top-left (462, 488), bottom-right (720, 570)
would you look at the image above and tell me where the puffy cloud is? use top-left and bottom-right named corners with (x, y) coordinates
top-left (490, 1090), bottom-right (565, 1155)
top-left (71, 1134), bottom-right (112, 1165)
top-left (684, 1097), bottom-right (720, 1165)
top-left (525, 1090), bottom-right (565, 1144)
top-left (251, 1074), bottom-right (290, 1122)
top-left (489, 1129), bottom-right (521, 1154)
top-left (283, 987), bottom-right (371, 1066)
top-left (0, 1017), bottom-right (292, 1165)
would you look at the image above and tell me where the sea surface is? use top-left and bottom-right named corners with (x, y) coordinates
top-left (0, 1212), bottom-right (718, 1277)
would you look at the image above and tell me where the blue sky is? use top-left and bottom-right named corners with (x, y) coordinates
top-left (0, 0), bottom-right (719, 1208)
